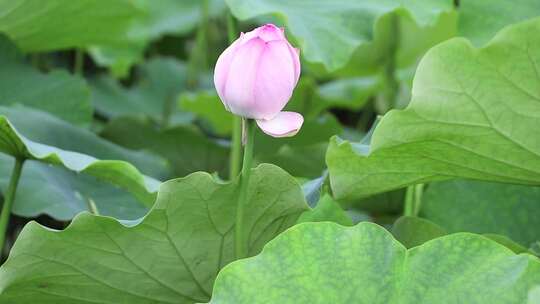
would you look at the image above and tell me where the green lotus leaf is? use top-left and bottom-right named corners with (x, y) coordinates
top-left (458, 0), bottom-right (540, 46)
top-left (327, 17), bottom-right (540, 201)
top-left (0, 113), bottom-right (160, 208)
top-left (0, 164), bottom-right (308, 303)
top-left (226, 0), bottom-right (454, 71)
top-left (0, 155), bottom-right (147, 220)
top-left (210, 222), bottom-right (540, 303)
top-left (0, 0), bottom-right (141, 52)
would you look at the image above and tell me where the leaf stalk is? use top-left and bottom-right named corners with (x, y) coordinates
top-left (0, 158), bottom-right (24, 253)
top-left (404, 183), bottom-right (424, 216)
top-left (235, 119), bottom-right (255, 259)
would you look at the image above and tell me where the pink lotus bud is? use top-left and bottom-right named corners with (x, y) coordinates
top-left (214, 24), bottom-right (303, 137)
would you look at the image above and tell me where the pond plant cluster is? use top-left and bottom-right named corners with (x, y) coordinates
top-left (0, 0), bottom-right (539, 303)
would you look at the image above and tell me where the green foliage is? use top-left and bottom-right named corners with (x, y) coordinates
top-left (0, 156), bottom-right (148, 220)
top-left (458, 0), bottom-right (540, 45)
top-left (0, 0), bottom-right (141, 51)
top-left (320, 7), bottom-right (457, 79)
top-left (0, 105), bottom-right (164, 220)
top-left (0, 1), bottom-right (539, 303)
top-left (0, 106), bottom-right (166, 178)
top-left (327, 17), bottom-right (540, 201)
top-left (91, 57), bottom-right (195, 126)
top-left (226, 0), bottom-right (454, 71)
top-left (210, 222), bottom-right (540, 303)
top-left (421, 179), bottom-right (540, 248)
top-left (179, 90), bottom-right (233, 136)
top-left (101, 116), bottom-right (229, 178)
top-left (528, 286), bottom-right (540, 304)
top-left (255, 114), bottom-right (342, 178)
top-left (391, 215), bottom-right (536, 255)
top-left (390, 216), bottom-right (446, 248)
top-left (0, 111), bottom-right (160, 209)
top-left (89, 0), bottom-right (226, 75)
top-left (316, 77), bottom-right (380, 111)
top-left (0, 35), bottom-right (91, 126)
top-left (484, 234), bottom-right (534, 256)
top-left (297, 194), bottom-right (353, 226)
top-left (0, 164), bottom-right (308, 303)
top-left (0, 0), bottom-right (225, 76)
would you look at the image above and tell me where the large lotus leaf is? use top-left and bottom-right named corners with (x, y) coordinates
top-left (458, 0), bottom-right (540, 46)
top-left (421, 179), bottom-right (540, 248)
top-left (0, 155), bottom-right (147, 220)
top-left (101, 116), bottom-right (229, 178)
top-left (0, 35), bottom-right (91, 126)
top-left (0, 106), bottom-right (167, 178)
top-left (327, 17), bottom-right (540, 201)
top-left (210, 222), bottom-right (540, 303)
top-left (0, 164), bottom-right (308, 303)
top-left (0, 110), bottom-right (161, 208)
top-left (226, 0), bottom-right (454, 71)
top-left (90, 57), bottom-right (194, 126)
top-left (0, 0), bottom-right (141, 52)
